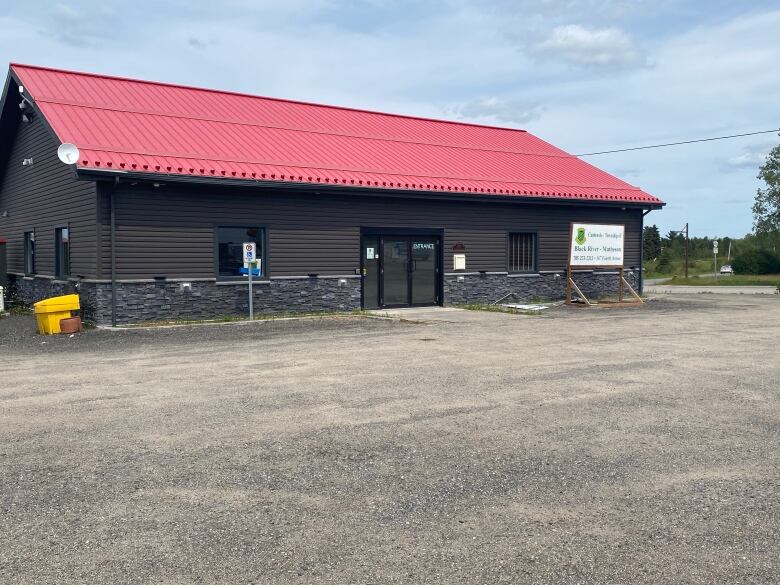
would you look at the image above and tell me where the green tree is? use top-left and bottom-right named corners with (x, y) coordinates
top-left (753, 138), bottom-right (780, 234)
top-left (656, 248), bottom-right (673, 273)
top-left (642, 224), bottom-right (661, 261)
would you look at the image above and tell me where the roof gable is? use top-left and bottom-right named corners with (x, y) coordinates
top-left (10, 63), bottom-right (663, 206)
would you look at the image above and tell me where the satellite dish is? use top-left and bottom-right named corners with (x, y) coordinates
top-left (57, 143), bottom-right (80, 165)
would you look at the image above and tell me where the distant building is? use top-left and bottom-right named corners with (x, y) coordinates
top-left (0, 64), bottom-right (663, 324)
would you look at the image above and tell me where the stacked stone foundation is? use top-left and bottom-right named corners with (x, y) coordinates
top-left (8, 270), bottom-right (641, 325)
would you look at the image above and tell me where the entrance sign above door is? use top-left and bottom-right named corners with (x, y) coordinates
top-left (569, 223), bottom-right (624, 267)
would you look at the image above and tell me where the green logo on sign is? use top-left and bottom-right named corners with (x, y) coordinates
top-left (575, 228), bottom-right (587, 246)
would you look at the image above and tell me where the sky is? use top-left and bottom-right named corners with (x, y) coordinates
top-left (1, 0), bottom-right (778, 237)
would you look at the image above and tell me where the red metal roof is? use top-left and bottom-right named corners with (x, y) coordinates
top-left (11, 63), bottom-right (663, 206)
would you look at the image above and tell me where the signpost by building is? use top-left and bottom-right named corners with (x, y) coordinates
top-left (566, 223), bottom-right (642, 305)
top-left (243, 242), bottom-right (256, 320)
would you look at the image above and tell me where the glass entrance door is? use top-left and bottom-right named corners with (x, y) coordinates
top-left (410, 239), bottom-right (438, 306)
top-left (361, 235), bottom-right (440, 309)
top-left (382, 238), bottom-right (410, 307)
top-left (362, 236), bottom-right (380, 309)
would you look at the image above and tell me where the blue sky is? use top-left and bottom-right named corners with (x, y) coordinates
top-left (2, 1), bottom-right (778, 237)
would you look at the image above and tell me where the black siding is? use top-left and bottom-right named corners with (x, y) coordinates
top-left (104, 183), bottom-right (642, 279)
top-left (0, 113), bottom-right (98, 278)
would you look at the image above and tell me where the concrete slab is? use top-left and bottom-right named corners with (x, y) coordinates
top-left (646, 284), bottom-right (778, 295)
top-left (367, 305), bottom-right (515, 323)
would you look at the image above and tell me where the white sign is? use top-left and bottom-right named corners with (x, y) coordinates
top-left (453, 253), bottom-right (466, 271)
top-left (570, 223), bottom-right (624, 267)
top-left (243, 242), bottom-right (256, 263)
top-left (366, 247), bottom-right (375, 260)
top-left (713, 240), bottom-right (718, 252)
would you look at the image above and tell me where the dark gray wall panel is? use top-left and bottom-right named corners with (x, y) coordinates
top-left (0, 115), bottom-right (97, 278)
top-left (107, 184), bottom-right (644, 279)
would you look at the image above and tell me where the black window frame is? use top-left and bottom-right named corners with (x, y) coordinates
top-left (214, 225), bottom-right (268, 280)
top-left (24, 230), bottom-right (36, 275)
top-left (54, 225), bottom-right (71, 280)
top-left (507, 232), bottom-right (538, 273)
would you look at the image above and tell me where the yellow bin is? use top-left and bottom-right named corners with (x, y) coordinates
top-left (33, 294), bottom-right (80, 335)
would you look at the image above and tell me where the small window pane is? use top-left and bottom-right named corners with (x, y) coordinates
top-left (24, 232), bottom-right (36, 274)
top-left (509, 233), bottom-right (536, 272)
top-left (217, 227), bottom-right (264, 278)
top-left (55, 227), bottom-right (70, 279)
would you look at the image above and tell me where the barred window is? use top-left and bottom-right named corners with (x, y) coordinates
top-left (508, 233), bottom-right (536, 272)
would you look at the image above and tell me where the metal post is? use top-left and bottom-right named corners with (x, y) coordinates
top-left (248, 263), bottom-right (253, 320)
top-left (713, 239), bottom-right (719, 279)
top-left (110, 188), bottom-right (117, 327)
top-left (684, 222), bottom-right (689, 280)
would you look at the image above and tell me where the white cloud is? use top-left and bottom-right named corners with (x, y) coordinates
top-left (531, 24), bottom-right (648, 69)
top-left (724, 143), bottom-right (772, 171)
top-left (43, 2), bottom-right (121, 47)
top-left (452, 97), bottom-right (543, 127)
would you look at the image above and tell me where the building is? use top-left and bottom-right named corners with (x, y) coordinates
top-left (0, 64), bottom-right (663, 325)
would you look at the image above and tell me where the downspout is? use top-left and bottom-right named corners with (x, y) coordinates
top-left (641, 208), bottom-right (652, 295)
top-left (110, 178), bottom-right (118, 327)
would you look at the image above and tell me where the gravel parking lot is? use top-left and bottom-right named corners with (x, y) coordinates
top-left (1, 296), bottom-right (779, 584)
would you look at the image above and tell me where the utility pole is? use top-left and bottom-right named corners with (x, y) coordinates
top-left (670, 223), bottom-right (689, 279)
top-left (684, 223), bottom-right (689, 279)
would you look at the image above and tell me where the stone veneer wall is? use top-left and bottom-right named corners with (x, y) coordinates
top-left (7, 270), bottom-right (640, 325)
top-left (444, 270), bottom-right (640, 305)
top-left (96, 277), bottom-right (363, 325)
top-left (6, 274), bottom-right (87, 312)
top-left (7, 274), bottom-right (363, 325)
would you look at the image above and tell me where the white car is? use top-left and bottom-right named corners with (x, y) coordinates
top-left (720, 264), bottom-right (733, 275)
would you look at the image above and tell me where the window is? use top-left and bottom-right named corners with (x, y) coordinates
top-left (24, 231), bottom-right (35, 275)
top-left (55, 227), bottom-right (70, 279)
top-left (217, 226), bottom-right (265, 278)
top-left (508, 232), bottom-right (537, 272)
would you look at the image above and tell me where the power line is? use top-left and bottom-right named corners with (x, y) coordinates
top-left (576, 128), bottom-right (780, 157)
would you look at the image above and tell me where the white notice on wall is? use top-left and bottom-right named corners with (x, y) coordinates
top-left (366, 247), bottom-right (375, 260)
top-left (570, 224), bottom-right (624, 267)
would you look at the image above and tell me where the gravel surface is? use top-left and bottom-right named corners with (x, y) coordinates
top-left (1, 296), bottom-right (778, 584)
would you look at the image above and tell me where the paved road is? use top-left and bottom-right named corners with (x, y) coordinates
top-left (646, 284), bottom-right (778, 295)
top-left (1, 296), bottom-right (779, 584)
